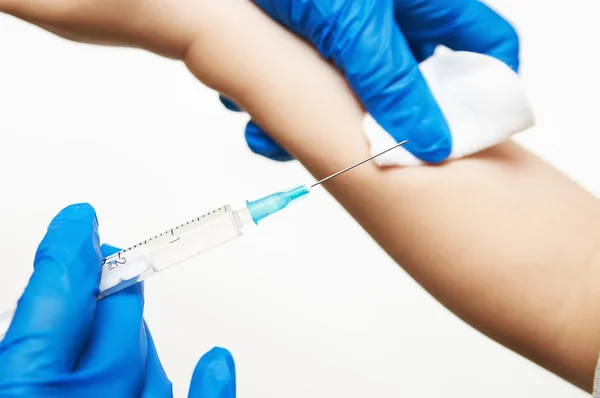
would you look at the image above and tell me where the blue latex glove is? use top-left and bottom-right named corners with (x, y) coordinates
top-left (221, 0), bottom-right (519, 162)
top-left (0, 203), bottom-right (235, 398)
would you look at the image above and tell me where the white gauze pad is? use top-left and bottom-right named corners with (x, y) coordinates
top-left (363, 50), bottom-right (535, 166)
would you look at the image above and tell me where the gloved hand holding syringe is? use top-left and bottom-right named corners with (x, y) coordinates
top-left (0, 140), bottom-right (407, 339)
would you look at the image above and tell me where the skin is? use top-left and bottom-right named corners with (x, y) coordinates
top-left (1, 0), bottom-right (599, 392)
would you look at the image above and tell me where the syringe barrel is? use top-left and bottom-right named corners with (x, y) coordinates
top-left (99, 204), bottom-right (248, 298)
top-left (0, 204), bottom-right (252, 341)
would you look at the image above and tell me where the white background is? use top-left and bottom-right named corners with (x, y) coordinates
top-left (0, 1), bottom-right (598, 397)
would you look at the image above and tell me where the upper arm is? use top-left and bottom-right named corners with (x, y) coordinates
top-left (184, 1), bottom-right (600, 390)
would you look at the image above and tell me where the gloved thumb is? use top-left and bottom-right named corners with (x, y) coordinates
top-left (188, 347), bottom-right (236, 398)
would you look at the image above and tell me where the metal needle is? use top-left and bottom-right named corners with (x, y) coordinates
top-left (310, 140), bottom-right (408, 188)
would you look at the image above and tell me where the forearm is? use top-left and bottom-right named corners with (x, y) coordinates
top-left (185, 1), bottom-right (600, 390)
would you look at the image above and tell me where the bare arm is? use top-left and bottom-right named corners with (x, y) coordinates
top-left (183, 2), bottom-right (600, 391)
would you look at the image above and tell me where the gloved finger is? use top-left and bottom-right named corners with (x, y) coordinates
top-left (140, 321), bottom-right (173, 398)
top-left (188, 347), bottom-right (236, 398)
top-left (0, 203), bottom-right (102, 378)
top-left (245, 121), bottom-right (294, 162)
top-left (253, 0), bottom-right (452, 163)
top-left (75, 244), bottom-right (148, 396)
top-left (394, 0), bottom-right (520, 72)
top-left (407, 41), bottom-right (437, 63)
top-left (219, 95), bottom-right (293, 161)
top-left (220, 93), bottom-right (293, 161)
top-left (219, 95), bottom-right (243, 112)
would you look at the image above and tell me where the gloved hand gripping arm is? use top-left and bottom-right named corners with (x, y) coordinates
top-left (222, 0), bottom-right (519, 162)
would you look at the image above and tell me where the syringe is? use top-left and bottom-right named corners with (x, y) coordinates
top-left (0, 140), bottom-right (407, 340)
